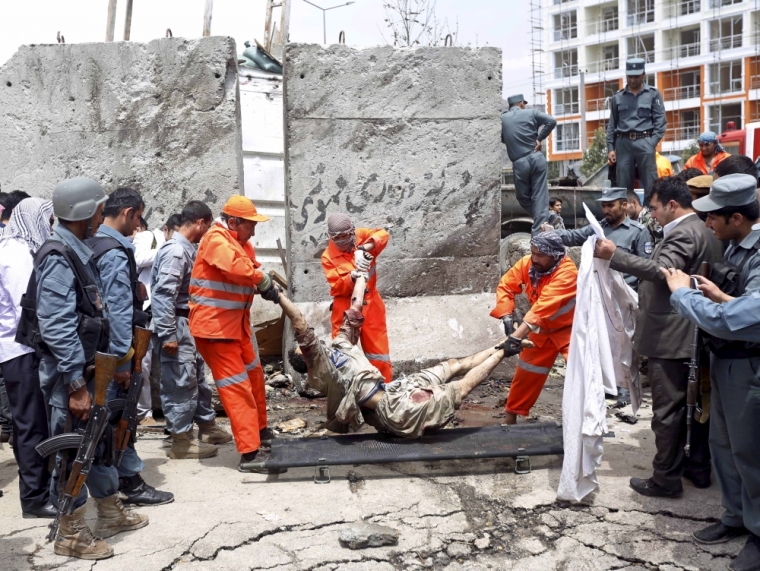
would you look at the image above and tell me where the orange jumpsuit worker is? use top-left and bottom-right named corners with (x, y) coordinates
top-left (490, 231), bottom-right (577, 425)
top-left (321, 213), bottom-right (392, 382)
top-left (684, 131), bottom-right (730, 175)
top-left (189, 196), bottom-right (281, 473)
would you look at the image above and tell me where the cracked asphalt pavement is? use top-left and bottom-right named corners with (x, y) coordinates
top-left (0, 376), bottom-right (743, 571)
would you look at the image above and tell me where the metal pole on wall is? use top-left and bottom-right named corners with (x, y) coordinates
top-left (203, 0), bottom-right (214, 37)
top-left (123, 0), bottom-right (134, 41)
top-left (106, 0), bottom-right (118, 42)
top-left (579, 70), bottom-right (587, 152)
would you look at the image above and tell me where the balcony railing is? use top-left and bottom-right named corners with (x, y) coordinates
top-left (554, 64), bottom-right (579, 79)
top-left (585, 58), bottom-right (620, 74)
top-left (627, 10), bottom-right (655, 26)
top-left (709, 34), bottom-right (743, 52)
top-left (665, 0), bottom-right (701, 17)
top-left (663, 42), bottom-right (701, 59)
top-left (751, 75), bottom-right (760, 89)
top-left (553, 28), bottom-right (578, 42)
top-left (663, 84), bottom-right (701, 100)
top-left (628, 50), bottom-right (655, 63)
top-left (709, 78), bottom-right (743, 94)
top-left (586, 97), bottom-right (610, 112)
top-left (556, 138), bottom-right (580, 152)
top-left (586, 17), bottom-right (619, 35)
top-left (554, 102), bottom-right (580, 115)
top-left (663, 124), bottom-right (701, 142)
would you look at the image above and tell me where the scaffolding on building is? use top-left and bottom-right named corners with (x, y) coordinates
top-left (530, 0), bottom-right (545, 111)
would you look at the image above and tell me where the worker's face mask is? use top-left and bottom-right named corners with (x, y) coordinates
top-left (330, 231), bottom-right (355, 252)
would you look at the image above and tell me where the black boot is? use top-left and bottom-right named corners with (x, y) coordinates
top-left (22, 502), bottom-right (57, 519)
top-left (119, 474), bottom-right (174, 506)
top-left (730, 533), bottom-right (760, 571)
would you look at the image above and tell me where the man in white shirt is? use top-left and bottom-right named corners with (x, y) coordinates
top-left (0, 197), bottom-right (57, 518)
top-left (131, 213), bottom-right (181, 425)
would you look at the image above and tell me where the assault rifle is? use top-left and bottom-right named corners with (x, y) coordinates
top-left (35, 352), bottom-right (118, 542)
top-left (110, 326), bottom-right (152, 466)
top-left (684, 262), bottom-right (710, 457)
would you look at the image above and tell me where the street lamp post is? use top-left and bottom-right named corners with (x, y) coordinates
top-left (302, 0), bottom-right (355, 44)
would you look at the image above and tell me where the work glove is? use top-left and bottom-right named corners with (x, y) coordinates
top-left (257, 272), bottom-right (273, 293)
top-left (495, 335), bottom-right (523, 357)
top-left (354, 249), bottom-right (373, 272)
top-left (260, 284), bottom-right (281, 304)
top-left (501, 315), bottom-right (513, 336)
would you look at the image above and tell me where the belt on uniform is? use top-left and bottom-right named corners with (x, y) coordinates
top-left (175, 307), bottom-right (190, 318)
top-left (514, 149), bottom-right (538, 162)
top-left (616, 130), bottom-right (653, 140)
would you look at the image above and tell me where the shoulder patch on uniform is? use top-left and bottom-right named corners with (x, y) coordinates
top-left (644, 242), bottom-right (652, 255)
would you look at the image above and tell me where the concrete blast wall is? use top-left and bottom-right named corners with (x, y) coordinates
top-left (284, 45), bottom-right (503, 303)
top-left (0, 37), bottom-right (244, 226)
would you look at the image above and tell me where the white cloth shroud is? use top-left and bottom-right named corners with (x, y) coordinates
top-left (557, 233), bottom-right (640, 502)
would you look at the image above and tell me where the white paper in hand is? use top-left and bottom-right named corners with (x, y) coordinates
top-left (583, 203), bottom-right (605, 240)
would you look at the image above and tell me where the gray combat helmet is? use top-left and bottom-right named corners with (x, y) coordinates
top-left (52, 177), bottom-right (108, 221)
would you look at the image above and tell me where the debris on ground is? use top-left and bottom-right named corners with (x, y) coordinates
top-left (615, 411), bottom-right (638, 425)
top-left (276, 418), bottom-right (307, 433)
top-left (339, 522), bottom-right (400, 549)
top-left (266, 373), bottom-right (292, 388)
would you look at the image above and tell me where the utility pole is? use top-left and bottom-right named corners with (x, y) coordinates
top-left (123, 0), bottom-right (134, 41)
top-left (580, 70), bottom-right (587, 152)
top-left (106, 0), bottom-right (118, 42)
top-left (203, 0), bottom-right (214, 37)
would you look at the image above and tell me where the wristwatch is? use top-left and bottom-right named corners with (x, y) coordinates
top-left (67, 377), bottom-right (87, 395)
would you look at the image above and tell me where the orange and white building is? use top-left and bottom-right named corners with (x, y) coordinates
top-left (542, 0), bottom-right (760, 166)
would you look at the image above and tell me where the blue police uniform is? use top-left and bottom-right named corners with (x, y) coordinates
top-left (37, 225), bottom-right (119, 508)
top-left (502, 94), bottom-right (557, 235)
top-left (150, 232), bottom-right (215, 434)
top-left (671, 177), bottom-right (760, 538)
top-left (606, 59), bottom-right (666, 193)
top-left (553, 187), bottom-right (652, 290)
top-left (91, 225), bottom-right (145, 480)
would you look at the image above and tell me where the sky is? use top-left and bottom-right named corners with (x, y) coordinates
top-left (0, 0), bottom-right (534, 99)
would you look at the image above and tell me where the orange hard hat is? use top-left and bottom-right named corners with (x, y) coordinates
top-left (222, 195), bottom-right (269, 222)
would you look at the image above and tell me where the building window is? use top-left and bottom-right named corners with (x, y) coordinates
top-left (645, 73), bottom-right (656, 87)
top-left (588, 6), bottom-right (619, 35)
top-left (709, 60), bottom-right (743, 94)
top-left (710, 16), bottom-right (743, 52)
top-left (553, 11), bottom-right (578, 41)
top-left (553, 49), bottom-right (579, 78)
top-left (708, 103), bottom-right (742, 133)
top-left (709, 0), bottom-right (742, 7)
top-left (556, 123), bottom-right (580, 151)
top-left (554, 87), bottom-right (579, 115)
top-left (666, 0), bottom-right (701, 17)
top-left (627, 0), bottom-right (655, 26)
top-left (628, 34), bottom-right (655, 63)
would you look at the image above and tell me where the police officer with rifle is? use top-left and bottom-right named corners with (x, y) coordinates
top-left (17, 178), bottom-right (149, 560)
top-left (87, 187), bottom-right (173, 507)
top-left (661, 174), bottom-right (760, 571)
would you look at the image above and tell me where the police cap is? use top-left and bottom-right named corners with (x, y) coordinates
top-left (693, 174), bottom-right (759, 212)
top-left (507, 94), bottom-right (528, 105)
top-left (595, 187), bottom-right (628, 202)
top-left (625, 58), bottom-right (646, 75)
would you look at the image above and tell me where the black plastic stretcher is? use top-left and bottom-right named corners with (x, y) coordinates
top-left (246, 423), bottom-right (564, 480)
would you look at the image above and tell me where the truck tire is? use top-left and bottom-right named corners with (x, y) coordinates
top-left (499, 232), bottom-right (531, 274)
